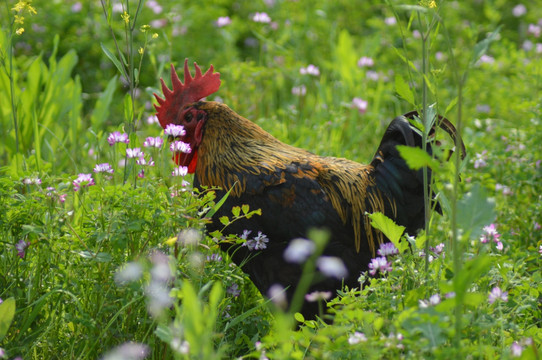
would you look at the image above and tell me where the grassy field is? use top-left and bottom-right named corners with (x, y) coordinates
top-left (1, 0), bottom-right (541, 359)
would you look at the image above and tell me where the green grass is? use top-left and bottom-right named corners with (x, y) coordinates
top-left (1, 0), bottom-right (541, 359)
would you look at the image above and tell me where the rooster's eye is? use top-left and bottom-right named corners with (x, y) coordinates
top-left (185, 112), bottom-right (193, 123)
top-left (197, 112), bottom-right (204, 121)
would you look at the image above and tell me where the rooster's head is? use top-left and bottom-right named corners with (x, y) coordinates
top-left (154, 59), bottom-right (221, 173)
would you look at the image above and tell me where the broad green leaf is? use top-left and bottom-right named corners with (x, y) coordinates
top-left (206, 183), bottom-right (237, 219)
top-left (90, 75), bottom-right (118, 130)
top-left (231, 206), bottom-right (240, 217)
top-left (367, 212), bottom-right (407, 253)
top-left (0, 297), bottom-right (16, 342)
top-left (395, 74), bottom-right (416, 107)
top-left (397, 145), bottom-right (440, 170)
top-left (456, 183), bottom-right (496, 238)
top-left (453, 255), bottom-right (493, 302)
top-left (219, 216), bottom-right (229, 226)
top-left (470, 25), bottom-right (502, 67)
top-left (101, 43), bottom-right (125, 77)
top-left (294, 312), bottom-right (305, 323)
top-left (242, 204), bottom-right (250, 215)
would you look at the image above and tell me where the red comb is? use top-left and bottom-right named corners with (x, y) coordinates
top-left (154, 59), bottom-right (221, 129)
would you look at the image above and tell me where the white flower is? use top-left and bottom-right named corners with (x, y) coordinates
top-left (126, 147), bottom-right (143, 159)
top-left (283, 238), bottom-right (315, 263)
top-left (172, 166), bottom-right (188, 177)
top-left (252, 12), bottom-right (271, 23)
top-left (316, 256), bottom-right (348, 279)
top-left (348, 332), bottom-right (367, 345)
top-left (300, 64), bottom-right (320, 76)
top-left (115, 262), bottom-right (143, 284)
top-left (164, 124), bottom-right (186, 137)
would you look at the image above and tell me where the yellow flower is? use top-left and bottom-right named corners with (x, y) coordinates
top-left (140, 24), bottom-right (150, 33)
top-left (14, 15), bottom-right (24, 24)
top-left (12, 0), bottom-right (25, 12)
top-left (12, 0), bottom-right (37, 14)
top-left (152, 33), bottom-right (158, 39)
top-left (121, 11), bottom-right (130, 24)
top-left (16, 27), bottom-right (24, 35)
top-left (138, 47), bottom-right (144, 55)
top-left (419, 0), bottom-right (437, 8)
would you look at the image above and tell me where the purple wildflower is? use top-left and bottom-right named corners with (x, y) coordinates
top-left (510, 341), bottom-right (523, 357)
top-left (268, 284), bottom-right (287, 309)
top-left (146, 0), bottom-right (163, 14)
top-left (377, 242), bottom-right (398, 257)
top-left (169, 141), bottom-right (191, 154)
top-left (348, 332), bottom-right (367, 345)
top-left (473, 150), bottom-right (488, 169)
top-left (136, 155), bottom-right (155, 166)
top-left (164, 124), bottom-right (186, 137)
top-left (16, 239), bottom-right (29, 258)
top-left (528, 24), bottom-right (541, 38)
top-left (143, 136), bottom-right (163, 148)
top-left (240, 230), bottom-right (252, 240)
top-left (488, 286), bottom-right (508, 304)
top-left (366, 70), bottom-right (379, 81)
top-left (305, 291), bottom-right (332, 302)
top-left (216, 16), bottom-right (231, 27)
top-left (206, 253), bottom-right (222, 262)
top-left (496, 183), bottom-right (513, 195)
top-left (384, 16), bottom-right (397, 26)
top-left (252, 12), bottom-right (271, 23)
top-left (22, 176), bottom-right (41, 185)
top-left (291, 85), bottom-right (307, 96)
top-left (317, 256), bottom-right (348, 279)
top-left (512, 4), bottom-right (527, 17)
top-left (93, 163), bottom-right (114, 174)
top-left (73, 173), bottom-right (95, 191)
top-left (102, 342), bottom-right (150, 360)
top-left (299, 64), bottom-right (320, 76)
top-left (171, 166), bottom-right (188, 177)
top-left (252, 231), bottom-right (269, 250)
top-left (126, 148), bottom-right (143, 159)
top-left (147, 115), bottom-right (159, 125)
top-left (368, 256), bottom-right (392, 276)
top-left (107, 131), bottom-right (129, 146)
top-left (352, 97), bottom-right (368, 114)
top-left (357, 56), bottom-right (374, 67)
top-left (227, 283), bottom-right (240, 297)
top-left (283, 238), bottom-right (315, 263)
top-left (480, 224), bottom-right (500, 243)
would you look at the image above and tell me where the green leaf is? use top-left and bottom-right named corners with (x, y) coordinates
top-left (123, 93), bottom-right (133, 124)
top-left (445, 96), bottom-right (458, 115)
top-left (231, 206), bottom-right (241, 217)
top-left (294, 312), bottom-right (305, 323)
top-left (241, 204), bottom-right (249, 215)
top-left (90, 75), bottom-right (118, 130)
top-left (0, 297), bottom-right (16, 342)
top-left (101, 43), bottom-right (125, 77)
top-left (470, 25), bottom-right (502, 67)
top-left (453, 255), bottom-right (493, 302)
top-left (395, 74), bottom-right (416, 107)
top-left (456, 183), bottom-right (496, 238)
top-left (206, 183), bottom-right (236, 219)
top-left (219, 216), bottom-right (229, 226)
top-left (397, 145), bottom-right (440, 170)
top-left (367, 212), bottom-right (407, 253)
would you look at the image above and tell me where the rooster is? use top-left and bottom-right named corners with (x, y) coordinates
top-left (154, 60), bottom-right (464, 317)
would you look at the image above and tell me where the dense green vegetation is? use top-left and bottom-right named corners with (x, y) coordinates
top-left (1, 0), bottom-right (541, 358)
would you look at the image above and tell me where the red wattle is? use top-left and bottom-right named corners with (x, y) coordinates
top-left (188, 150), bottom-right (198, 174)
